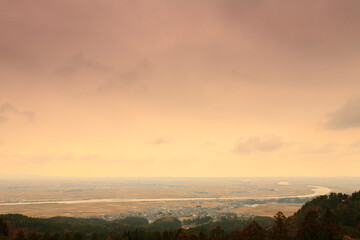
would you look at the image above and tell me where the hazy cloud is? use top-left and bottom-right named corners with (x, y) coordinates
top-left (0, 45), bottom-right (31, 69)
top-left (221, 0), bottom-right (360, 55)
top-left (55, 53), bottom-right (112, 77)
top-left (79, 154), bottom-right (101, 161)
top-left (233, 135), bottom-right (284, 154)
top-left (302, 143), bottom-right (338, 154)
top-left (97, 59), bottom-right (152, 94)
top-left (351, 139), bottom-right (360, 148)
top-left (316, 143), bottom-right (338, 154)
top-left (1, 153), bottom-right (73, 165)
top-left (0, 104), bottom-right (35, 123)
top-left (205, 141), bottom-right (216, 146)
top-left (325, 98), bottom-right (360, 129)
top-left (147, 138), bottom-right (171, 145)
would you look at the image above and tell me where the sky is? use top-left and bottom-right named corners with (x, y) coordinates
top-left (1, 0), bottom-right (360, 178)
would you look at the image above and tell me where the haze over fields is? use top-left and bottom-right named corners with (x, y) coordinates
top-left (0, 177), bottom-right (359, 218)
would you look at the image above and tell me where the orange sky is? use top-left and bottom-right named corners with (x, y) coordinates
top-left (1, 0), bottom-right (360, 177)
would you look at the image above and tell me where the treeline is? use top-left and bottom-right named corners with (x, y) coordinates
top-left (0, 214), bottom-right (272, 237)
top-left (1, 190), bottom-right (360, 240)
top-left (287, 190), bottom-right (360, 239)
top-left (0, 215), bottom-right (181, 235)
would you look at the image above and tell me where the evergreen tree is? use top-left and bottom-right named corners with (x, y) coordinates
top-left (268, 211), bottom-right (289, 240)
top-left (73, 232), bottom-right (83, 240)
top-left (0, 218), bottom-right (9, 237)
top-left (168, 230), bottom-right (174, 240)
top-left (209, 226), bottom-right (224, 240)
top-left (111, 233), bottom-right (122, 240)
top-left (154, 231), bottom-right (161, 240)
top-left (352, 221), bottom-right (360, 238)
top-left (176, 232), bottom-right (191, 240)
top-left (28, 233), bottom-right (41, 240)
top-left (91, 233), bottom-right (98, 240)
top-left (133, 229), bottom-right (140, 240)
top-left (228, 230), bottom-right (242, 240)
top-left (189, 234), bottom-right (198, 240)
top-left (174, 229), bottom-right (184, 240)
top-left (241, 221), bottom-right (266, 240)
top-left (296, 210), bottom-right (319, 240)
top-left (122, 231), bottom-right (130, 240)
top-left (162, 231), bottom-right (169, 240)
top-left (43, 232), bottom-right (51, 240)
top-left (320, 209), bottom-right (340, 240)
top-left (198, 231), bottom-right (206, 240)
top-left (16, 230), bottom-right (26, 240)
top-left (63, 232), bottom-right (71, 240)
top-left (50, 233), bottom-right (60, 240)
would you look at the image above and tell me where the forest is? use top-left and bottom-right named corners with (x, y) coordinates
top-left (1, 190), bottom-right (360, 240)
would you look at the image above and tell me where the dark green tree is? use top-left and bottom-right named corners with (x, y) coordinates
top-left (241, 221), bottom-right (266, 240)
top-left (122, 231), bottom-right (130, 240)
top-left (209, 226), bottom-right (224, 240)
top-left (198, 231), bottom-right (206, 240)
top-left (296, 210), bottom-right (319, 240)
top-left (0, 218), bottom-right (9, 237)
top-left (268, 211), bottom-right (289, 240)
top-left (73, 232), bottom-right (83, 240)
top-left (162, 231), bottom-right (169, 240)
top-left (352, 221), bottom-right (360, 238)
top-left (132, 229), bottom-right (140, 240)
top-left (228, 230), bottom-right (242, 240)
top-left (91, 233), bottom-right (98, 240)
top-left (174, 229), bottom-right (184, 240)
top-left (177, 232), bottom-right (191, 240)
top-left (320, 209), bottom-right (341, 240)
top-left (50, 233), bottom-right (60, 240)
top-left (154, 231), bottom-right (161, 240)
top-left (168, 230), bottom-right (174, 240)
top-left (16, 230), bottom-right (26, 240)
top-left (43, 232), bottom-right (51, 240)
top-left (28, 233), bottom-right (41, 240)
top-left (189, 233), bottom-right (198, 240)
top-left (63, 232), bottom-right (71, 240)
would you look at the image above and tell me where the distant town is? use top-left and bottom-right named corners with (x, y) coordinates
top-left (86, 197), bottom-right (309, 223)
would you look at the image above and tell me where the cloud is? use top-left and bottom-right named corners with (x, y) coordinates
top-left (79, 154), bottom-right (101, 161)
top-left (54, 53), bottom-right (112, 77)
top-left (314, 143), bottom-right (338, 153)
top-left (348, 139), bottom-right (360, 155)
top-left (97, 59), bottom-right (152, 94)
top-left (301, 143), bottom-right (338, 154)
top-left (147, 138), bottom-right (171, 145)
top-left (233, 135), bottom-right (284, 154)
top-left (325, 98), bottom-right (360, 129)
top-left (0, 104), bottom-right (35, 123)
top-left (221, 0), bottom-right (360, 55)
top-left (0, 45), bottom-right (32, 69)
top-left (351, 139), bottom-right (360, 148)
top-left (205, 141), bottom-right (216, 146)
top-left (0, 153), bottom-right (73, 165)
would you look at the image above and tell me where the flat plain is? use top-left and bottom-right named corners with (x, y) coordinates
top-left (0, 177), bottom-right (359, 218)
